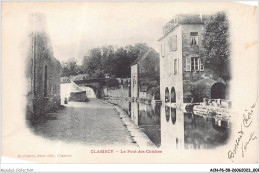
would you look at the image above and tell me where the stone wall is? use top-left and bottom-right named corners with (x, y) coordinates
top-left (182, 24), bottom-right (226, 102)
top-left (131, 65), bottom-right (138, 97)
top-left (103, 85), bottom-right (130, 114)
top-left (131, 48), bottom-right (160, 100)
top-left (69, 91), bottom-right (88, 102)
top-left (26, 13), bottom-right (61, 120)
top-left (104, 85), bottom-right (130, 98)
top-left (159, 22), bottom-right (227, 104)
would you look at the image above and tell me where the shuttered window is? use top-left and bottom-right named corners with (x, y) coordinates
top-left (186, 57), bottom-right (204, 71)
top-left (192, 57), bottom-right (199, 71)
top-left (168, 35), bottom-right (177, 52)
top-left (162, 43), bottom-right (165, 57)
top-left (161, 44), bottom-right (163, 57)
top-left (172, 35), bottom-right (177, 51)
top-left (186, 57), bottom-right (191, 71)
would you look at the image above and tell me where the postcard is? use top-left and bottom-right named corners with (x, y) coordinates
top-left (1, 1), bottom-right (258, 166)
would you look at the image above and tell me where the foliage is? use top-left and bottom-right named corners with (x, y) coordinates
top-left (81, 43), bottom-right (149, 79)
top-left (200, 12), bottom-right (231, 81)
top-left (60, 58), bottom-right (83, 77)
top-left (138, 51), bottom-right (160, 96)
top-left (82, 48), bottom-right (104, 78)
top-left (190, 84), bottom-right (208, 102)
top-left (146, 81), bottom-right (160, 95)
top-left (105, 75), bottom-right (120, 88)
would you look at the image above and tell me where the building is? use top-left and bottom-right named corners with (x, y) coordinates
top-left (130, 48), bottom-right (160, 100)
top-left (158, 14), bottom-right (227, 104)
top-left (26, 13), bottom-right (61, 120)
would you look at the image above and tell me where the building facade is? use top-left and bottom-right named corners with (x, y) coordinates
top-left (158, 14), bottom-right (227, 104)
top-left (131, 64), bottom-right (139, 98)
top-left (130, 48), bottom-right (160, 100)
top-left (26, 13), bottom-right (61, 120)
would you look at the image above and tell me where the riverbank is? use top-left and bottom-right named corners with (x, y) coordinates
top-left (99, 99), bottom-right (157, 148)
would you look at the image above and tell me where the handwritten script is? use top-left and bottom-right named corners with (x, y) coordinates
top-left (228, 99), bottom-right (257, 162)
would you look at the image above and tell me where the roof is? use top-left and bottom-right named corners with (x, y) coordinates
top-left (131, 48), bottom-right (159, 66)
top-left (158, 14), bottom-right (208, 41)
top-left (158, 24), bottom-right (181, 41)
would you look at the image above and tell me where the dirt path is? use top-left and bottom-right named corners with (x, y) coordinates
top-left (30, 99), bottom-right (136, 146)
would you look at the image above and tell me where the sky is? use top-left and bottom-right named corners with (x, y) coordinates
top-left (36, 2), bottom-right (223, 64)
top-left (3, 1), bottom-right (246, 64)
top-left (43, 2), bottom-right (174, 63)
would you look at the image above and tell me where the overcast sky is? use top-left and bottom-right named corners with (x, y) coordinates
top-left (44, 2), bottom-right (174, 63)
top-left (9, 2), bottom-right (233, 64)
top-left (40, 2), bottom-right (225, 63)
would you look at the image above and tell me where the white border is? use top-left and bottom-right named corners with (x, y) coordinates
top-left (0, 0), bottom-right (259, 172)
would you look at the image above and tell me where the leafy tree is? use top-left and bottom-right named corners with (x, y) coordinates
top-left (105, 75), bottom-right (120, 88)
top-left (81, 43), bottom-right (149, 79)
top-left (200, 12), bottom-right (231, 82)
top-left (82, 48), bottom-right (104, 78)
top-left (125, 43), bottom-right (149, 64)
top-left (102, 46), bottom-right (119, 77)
top-left (60, 58), bottom-right (82, 77)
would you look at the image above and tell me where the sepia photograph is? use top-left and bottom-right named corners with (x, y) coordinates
top-left (1, 1), bottom-right (259, 171)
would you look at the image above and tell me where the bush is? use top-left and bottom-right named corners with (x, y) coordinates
top-left (105, 77), bottom-right (120, 88)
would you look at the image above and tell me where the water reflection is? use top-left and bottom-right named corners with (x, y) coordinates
top-left (161, 105), bottom-right (184, 149)
top-left (131, 102), bottom-right (161, 147)
top-left (171, 108), bottom-right (176, 124)
top-left (183, 113), bottom-right (230, 150)
top-left (165, 106), bottom-right (170, 122)
top-left (107, 98), bottom-right (230, 150)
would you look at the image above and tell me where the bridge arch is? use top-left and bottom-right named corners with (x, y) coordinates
top-left (211, 83), bottom-right (226, 99)
top-left (171, 108), bottom-right (176, 124)
top-left (165, 87), bottom-right (170, 103)
top-left (171, 87), bottom-right (176, 103)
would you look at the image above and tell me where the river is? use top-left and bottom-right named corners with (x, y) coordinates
top-left (106, 97), bottom-right (230, 149)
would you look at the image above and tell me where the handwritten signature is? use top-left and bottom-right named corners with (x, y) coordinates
top-left (228, 99), bottom-right (257, 162)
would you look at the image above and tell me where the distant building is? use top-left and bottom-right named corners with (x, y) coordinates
top-left (158, 14), bottom-right (227, 103)
top-left (26, 13), bottom-right (61, 120)
top-left (131, 48), bottom-right (160, 100)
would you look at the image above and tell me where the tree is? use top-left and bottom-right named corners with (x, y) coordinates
top-left (81, 43), bottom-right (150, 79)
top-left (105, 75), bottom-right (120, 88)
top-left (125, 43), bottom-right (149, 64)
top-left (200, 12), bottom-right (231, 82)
top-left (60, 58), bottom-right (82, 77)
top-left (82, 48), bottom-right (104, 78)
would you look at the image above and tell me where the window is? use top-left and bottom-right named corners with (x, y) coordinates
top-left (161, 43), bottom-right (165, 57)
top-left (161, 44), bottom-right (162, 56)
top-left (174, 59), bottom-right (178, 74)
top-left (190, 32), bottom-right (198, 45)
top-left (186, 57), bottom-right (204, 71)
top-left (191, 57), bottom-right (199, 71)
top-left (173, 35), bottom-right (177, 51)
top-left (169, 35), bottom-right (177, 51)
top-left (186, 57), bottom-right (191, 71)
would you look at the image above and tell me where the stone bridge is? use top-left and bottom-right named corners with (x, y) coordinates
top-left (73, 78), bottom-right (106, 99)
